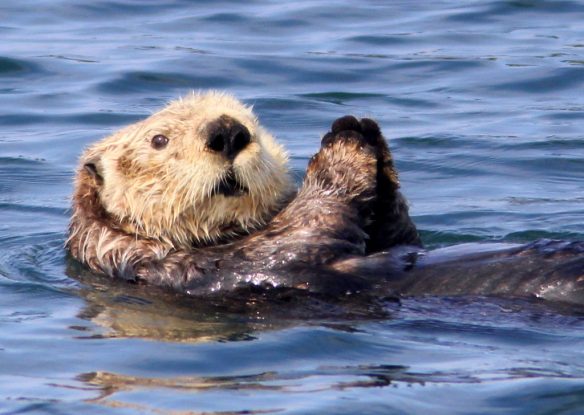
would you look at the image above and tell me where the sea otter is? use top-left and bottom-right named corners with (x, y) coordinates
top-left (67, 91), bottom-right (418, 293)
top-left (67, 92), bottom-right (584, 307)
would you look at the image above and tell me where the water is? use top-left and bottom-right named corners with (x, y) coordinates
top-left (1, 1), bottom-right (584, 413)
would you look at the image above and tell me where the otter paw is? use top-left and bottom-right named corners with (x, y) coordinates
top-left (314, 116), bottom-right (387, 178)
top-left (327, 115), bottom-right (383, 148)
top-left (320, 129), bottom-right (371, 150)
top-left (327, 115), bottom-right (397, 186)
top-left (331, 115), bottom-right (362, 135)
top-left (306, 121), bottom-right (379, 204)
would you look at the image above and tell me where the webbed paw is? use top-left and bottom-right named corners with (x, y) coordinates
top-left (304, 117), bottom-right (379, 205)
top-left (320, 116), bottom-right (373, 150)
top-left (326, 115), bottom-right (422, 251)
top-left (318, 112), bottom-right (384, 145)
top-left (330, 115), bottom-right (381, 147)
top-left (326, 115), bottom-right (397, 185)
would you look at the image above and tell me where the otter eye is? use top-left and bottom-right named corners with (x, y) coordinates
top-left (151, 134), bottom-right (169, 150)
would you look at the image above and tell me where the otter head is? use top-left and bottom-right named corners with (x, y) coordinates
top-left (78, 91), bottom-right (294, 248)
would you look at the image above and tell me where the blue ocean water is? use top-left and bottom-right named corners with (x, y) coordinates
top-left (1, 1), bottom-right (584, 414)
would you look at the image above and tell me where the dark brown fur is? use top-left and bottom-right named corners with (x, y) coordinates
top-left (68, 117), bottom-right (584, 307)
top-left (329, 115), bottom-right (421, 252)
top-left (68, 124), bottom-right (418, 296)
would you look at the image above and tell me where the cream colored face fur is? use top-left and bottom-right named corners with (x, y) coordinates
top-left (80, 91), bottom-right (293, 248)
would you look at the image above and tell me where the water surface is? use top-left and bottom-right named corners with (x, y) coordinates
top-left (1, 1), bottom-right (584, 414)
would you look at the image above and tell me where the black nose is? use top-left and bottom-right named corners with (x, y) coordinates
top-left (206, 115), bottom-right (251, 160)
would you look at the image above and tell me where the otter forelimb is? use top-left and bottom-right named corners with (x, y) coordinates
top-left (69, 129), bottom-right (385, 296)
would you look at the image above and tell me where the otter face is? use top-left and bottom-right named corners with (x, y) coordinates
top-left (80, 91), bottom-right (293, 248)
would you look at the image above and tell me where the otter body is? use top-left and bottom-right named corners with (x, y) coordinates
top-left (338, 240), bottom-right (584, 306)
top-left (68, 93), bottom-right (584, 308)
top-left (67, 94), bottom-right (419, 296)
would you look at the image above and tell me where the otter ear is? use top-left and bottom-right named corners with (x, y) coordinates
top-left (83, 156), bottom-right (104, 186)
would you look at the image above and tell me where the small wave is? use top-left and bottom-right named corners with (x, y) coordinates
top-left (0, 156), bottom-right (70, 187)
top-left (95, 70), bottom-right (239, 95)
top-left (0, 56), bottom-right (44, 77)
top-left (493, 67), bottom-right (584, 93)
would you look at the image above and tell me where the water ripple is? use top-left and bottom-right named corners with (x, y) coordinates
top-left (0, 56), bottom-right (44, 77)
top-left (493, 67), bottom-right (584, 93)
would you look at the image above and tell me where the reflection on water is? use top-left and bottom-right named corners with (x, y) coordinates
top-left (77, 321), bottom-right (584, 415)
top-left (78, 365), bottom-right (414, 414)
top-left (69, 261), bottom-right (395, 343)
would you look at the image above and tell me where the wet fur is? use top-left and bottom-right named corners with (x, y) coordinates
top-left (70, 91), bottom-right (294, 250)
top-left (69, 126), bottom-right (409, 295)
top-left (67, 95), bottom-right (584, 307)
